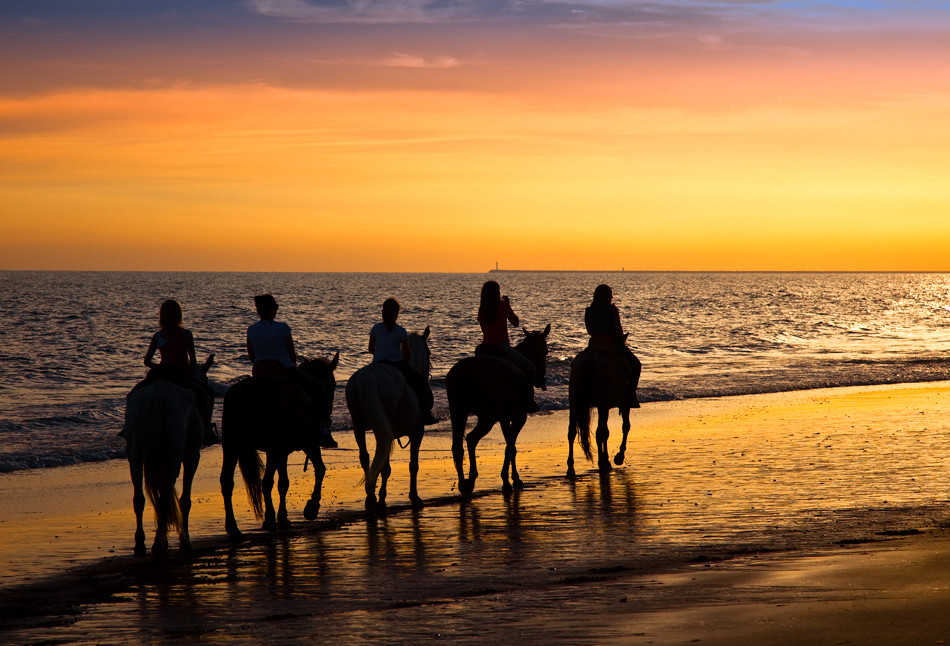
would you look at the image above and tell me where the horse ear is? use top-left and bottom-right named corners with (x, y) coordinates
top-left (522, 326), bottom-right (528, 336)
top-left (202, 354), bottom-right (215, 371)
top-left (330, 351), bottom-right (340, 370)
top-left (543, 323), bottom-right (551, 337)
top-left (422, 326), bottom-right (430, 340)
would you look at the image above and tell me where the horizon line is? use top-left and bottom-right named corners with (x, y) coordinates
top-left (4, 268), bottom-right (950, 275)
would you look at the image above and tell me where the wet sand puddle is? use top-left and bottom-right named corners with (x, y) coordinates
top-left (3, 384), bottom-right (950, 644)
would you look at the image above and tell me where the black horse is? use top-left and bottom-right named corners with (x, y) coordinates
top-left (220, 353), bottom-right (339, 539)
top-left (446, 325), bottom-right (550, 496)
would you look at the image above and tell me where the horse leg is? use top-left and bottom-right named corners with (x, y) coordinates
top-left (276, 456), bottom-right (291, 530)
top-left (408, 429), bottom-right (424, 510)
top-left (450, 407), bottom-right (469, 497)
top-left (261, 456), bottom-right (278, 532)
top-left (567, 411), bottom-right (577, 480)
top-left (376, 461), bottom-right (392, 514)
top-left (508, 419), bottom-right (526, 491)
top-left (130, 458), bottom-right (147, 558)
top-left (614, 406), bottom-right (631, 466)
top-left (178, 448), bottom-right (199, 551)
top-left (355, 428), bottom-right (370, 476)
top-left (303, 449), bottom-right (324, 521)
top-left (464, 418), bottom-right (494, 496)
top-left (499, 420), bottom-right (518, 493)
top-left (596, 406), bottom-right (612, 472)
top-left (220, 445), bottom-right (242, 540)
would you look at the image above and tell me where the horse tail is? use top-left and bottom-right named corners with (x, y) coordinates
top-left (569, 357), bottom-right (595, 462)
top-left (222, 381), bottom-right (266, 520)
top-left (143, 459), bottom-right (182, 533)
top-left (237, 446), bottom-right (265, 520)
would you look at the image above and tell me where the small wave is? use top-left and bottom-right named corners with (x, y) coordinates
top-left (0, 448), bottom-right (126, 473)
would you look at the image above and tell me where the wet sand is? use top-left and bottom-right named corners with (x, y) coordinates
top-left (3, 382), bottom-right (950, 644)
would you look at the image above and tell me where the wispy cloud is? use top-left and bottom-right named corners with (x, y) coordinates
top-left (245, 0), bottom-right (950, 30)
top-left (378, 53), bottom-right (463, 69)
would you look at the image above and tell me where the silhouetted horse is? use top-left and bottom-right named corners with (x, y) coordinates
top-left (346, 328), bottom-right (431, 514)
top-left (566, 344), bottom-right (633, 477)
top-left (220, 353), bottom-right (339, 539)
top-left (446, 325), bottom-right (550, 496)
top-left (124, 376), bottom-right (205, 558)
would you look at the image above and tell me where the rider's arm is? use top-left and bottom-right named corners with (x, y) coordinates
top-left (285, 333), bottom-right (297, 365)
top-left (185, 329), bottom-right (197, 368)
top-left (144, 332), bottom-right (159, 368)
top-left (502, 296), bottom-right (520, 327)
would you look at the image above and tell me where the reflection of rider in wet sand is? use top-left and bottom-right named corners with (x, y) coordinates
top-left (368, 298), bottom-right (438, 425)
top-left (584, 284), bottom-right (641, 407)
top-left (247, 293), bottom-right (337, 448)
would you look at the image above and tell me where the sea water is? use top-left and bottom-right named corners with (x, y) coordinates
top-left (2, 271), bottom-right (950, 472)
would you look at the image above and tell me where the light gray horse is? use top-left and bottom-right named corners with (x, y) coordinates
top-left (123, 379), bottom-right (204, 558)
top-left (346, 327), bottom-right (431, 514)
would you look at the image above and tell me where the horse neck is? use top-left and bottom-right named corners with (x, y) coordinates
top-left (407, 336), bottom-right (430, 377)
top-left (516, 335), bottom-right (544, 363)
top-left (301, 360), bottom-right (333, 387)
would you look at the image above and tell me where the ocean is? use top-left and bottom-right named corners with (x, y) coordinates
top-left (2, 270), bottom-right (950, 473)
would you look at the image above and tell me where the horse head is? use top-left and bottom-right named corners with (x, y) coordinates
top-left (407, 326), bottom-right (431, 379)
top-left (193, 354), bottom-right (215, 383)
top-left (517, 324), bottom-right (550, 390)
top-left (299, 351), bottom-right (340, 388)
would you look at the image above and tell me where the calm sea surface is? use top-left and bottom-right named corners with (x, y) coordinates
top-left (2, 271), bottom-right (950, 473)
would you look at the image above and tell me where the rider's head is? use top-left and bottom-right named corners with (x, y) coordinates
top-left (479, 280), bottom-right (502, 323)
top-left (159, 299), bottom-right (183, 331)
top-left (254, 293), bottom-right (279, 321)
top-left (592, 284), bottom-right (613, 307)
top-left (382, 298), bottom-right (400, 331)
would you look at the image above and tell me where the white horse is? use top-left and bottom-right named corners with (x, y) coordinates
top-left (346, 327), bottom-right (431, 514)
top-left (123, 379), bottom-right (204, 558)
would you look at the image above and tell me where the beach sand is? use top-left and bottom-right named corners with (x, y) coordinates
top-left (3, 382), bottom-right (950, 644)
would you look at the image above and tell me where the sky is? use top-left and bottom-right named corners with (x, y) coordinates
top-left (2, 1), bottom-right (950, 272)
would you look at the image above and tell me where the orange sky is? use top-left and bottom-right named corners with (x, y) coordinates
top-left (2, 3), bottom-right (950, 271)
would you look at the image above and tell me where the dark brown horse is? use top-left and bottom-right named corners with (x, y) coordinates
top-left (566, 346), bottom-right (633, 477)
top-left (446, 325), bottom-right (550, 496)
top-left (220, 353), bottom-right (339, 539)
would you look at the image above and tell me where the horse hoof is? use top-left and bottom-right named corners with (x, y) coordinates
top-left (303, 500), bottom-right (320, 521)
top-left (375, 500), bottom-right (388, 515)
top-left (134, 544), bottom-right (148, 558)
top-left (179, 539), bottom-right (193, 553)
top-left (365, 496), bottom-right (377, 515)
top-left (613, 453), bottom-right (625, 466)
top-left (262, 519), bottom-right (277, 532)
top-left (502, 482), bottom-right (513, 495)
top-left (410, 496), bottom-right (424, 510)
top-left (599, 462), bottom-right (613, 473)
top-left (459, 479), bottom-right (475, 497)
top-left (566, 468), bottom-right (576, 480)
top-left (513, 479), bottom-right (525, 490)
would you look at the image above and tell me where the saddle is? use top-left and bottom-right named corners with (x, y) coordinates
top-left (474, 344), bottom-right (526, 378)
top-left (579, 342), bottom-right (630, 377)
top-left (252, 359), bottom-right (286, 378)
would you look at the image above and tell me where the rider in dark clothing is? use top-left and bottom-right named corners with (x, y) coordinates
top-left (584, 284), bottom-right (641, 407)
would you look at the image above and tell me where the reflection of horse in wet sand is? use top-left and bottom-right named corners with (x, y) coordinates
top-left (220, 353), bottom-right (339, 539)
top-left (446, 325), bottom-right (550, 496)
top-left (346, 328), bottom-right (431, 514)
top-left (567, 345), bottom-right (634, 477)
top-left (124, 378), bottom-right (205, 558)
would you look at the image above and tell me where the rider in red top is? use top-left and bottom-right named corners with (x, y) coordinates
top-left (477, 280), bottom-right (539, 413)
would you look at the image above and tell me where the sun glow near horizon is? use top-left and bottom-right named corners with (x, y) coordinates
top-left (2, 3), bottom-right (950, 271)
